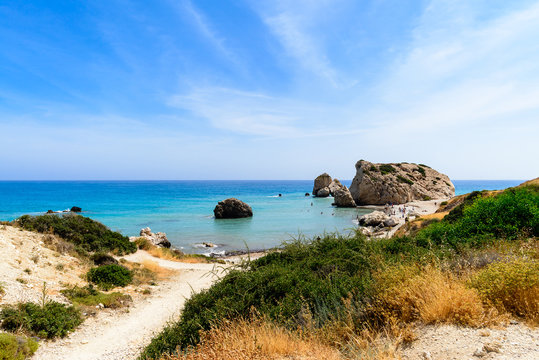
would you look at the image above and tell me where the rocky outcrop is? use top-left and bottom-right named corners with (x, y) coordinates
top-left (317, 187), bottom-right (330, 197)
top-left (139, 227), bottom-right (171, 248)
top-left (70, 206), bottom-right (82, 213)
top-left (350, 160), bottom-right (455, 205)
top-left (328, 179), bottom-right (343, 196)
top-left (214, 198), bottom-right (253, 219)
top-left (333, 187), bottom-right (356, 207)
top-left (359, 211), bottom-right (389, 227)
top-left (313, 173), bottom-right (332, 196)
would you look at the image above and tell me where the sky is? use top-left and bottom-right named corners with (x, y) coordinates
top-left (1, 0), bottom-right (538, 180)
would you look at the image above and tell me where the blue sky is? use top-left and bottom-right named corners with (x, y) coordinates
top-left (1, 0), bottom-right (538, 180)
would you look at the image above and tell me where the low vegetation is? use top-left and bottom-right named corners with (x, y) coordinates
top-left (396, 175), bottom-right (413, 185)
top-left (379, 164), bottom-right (396, 175)
top-left (470, 259), bottom-right (539, 323)
top-left (15, 214), bottom-right (136, 256)
top-left (0, 301), bottom-right (83, 339)
top-left (87, 264), bottom-right (133, 290)
top-left (0, 333), bottom-right (38, 360)
top-left (141, 182), bottom-right (538, 359)
top-left (134, 237), bottom-right (224, 264)
top-left (61, 285), bottom-right (132, 309)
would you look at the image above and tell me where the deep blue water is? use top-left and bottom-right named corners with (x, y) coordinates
top-left (0, 180), bottom-right (524, 254)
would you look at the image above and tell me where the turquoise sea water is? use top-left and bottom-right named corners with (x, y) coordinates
top-left (0, 180), bottom-right (524, 254)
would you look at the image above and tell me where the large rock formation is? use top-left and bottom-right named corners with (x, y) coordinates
top-left (350, 160), bottom-right (454, 205)
top-left (333, 186), bottom-right (356, 207)
top-left (328, 179), bottom-right (343, 196)
top-left (214, 198), bottom-right (253, 219)
top-left (139, 227), bottom-right (171, 248)
top-left (313, 173), bottom-right (332, 197)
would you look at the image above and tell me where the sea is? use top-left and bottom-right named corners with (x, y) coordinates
top-left (0, 180), bottom-right (524, 254)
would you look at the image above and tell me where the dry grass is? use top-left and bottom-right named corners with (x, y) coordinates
top-left (120, 259), bottom-right (176, 285)
top-left (372, 266), bottom-right (492, 327)
top-left (470, 259), bottom-right (539, 324)
top-left (166, 317), bottom-right (343, 360)
top-left (135, 237), bottom-right (220, 264)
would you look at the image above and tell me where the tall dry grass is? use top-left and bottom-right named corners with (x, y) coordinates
top-left (165, 317), bottom-right (343, 360)
top-left (371, 266), bottom-right (492, 327)
top-left (470, 259), bottom-right (539, 324)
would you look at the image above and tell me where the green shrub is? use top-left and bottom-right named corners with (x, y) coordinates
top-left (379, 164), bottom-right (396, 175)
top-left (0, 302), bottom-right (83, 339)
top-left (413, 166), bottom-right (426, 176)
top-left (470, 259), bottom-right (539, 320)
top-left (0, 333), bottom-right (38, 360)
top-left (139, 233), bottom-right (376, 359)
top-left (417, 187), bottom-right (539, 249)
top-left (87, 265), bottom-right (133, 290)
top-left (440, 201), bottom-right (448, 206)
top-left (15, 214), bottom-right (136, 256)
top-left (397, 175), bottom-right (414, 185)
top-left (90, 252), bottom-right (118, 266)
top-left (369, 165), bottom-right (378, 172)
top-left (61, 285), bottom-right (131, 308)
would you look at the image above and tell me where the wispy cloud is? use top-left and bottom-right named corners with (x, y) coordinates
top-left (251, 1), bottom-right (349, 87)
top-left (178, 0), bottom-right (240, 66)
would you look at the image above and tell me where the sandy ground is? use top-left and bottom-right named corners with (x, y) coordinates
top-left (0, 225), bottom-right (87, 305)
top-left (33, 251), bottom-right (226, 360)
top-left (401, 322), bottom-right (539, 360)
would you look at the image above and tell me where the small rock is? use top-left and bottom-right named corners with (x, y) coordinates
top-left (509, 319), bottom-right (519, 325)
top-left (70, 206), bottom-right (82, 213)
top-left (421, 351), bottom-right (432, 360)
top-left (473, 346), bottom-right (486, 357)
top-left (484, 342), bottom-right (501, 353)
top-left (81, 340), bottom-right (88, 344)
top-left (305, 193), bottom-right (310, 196)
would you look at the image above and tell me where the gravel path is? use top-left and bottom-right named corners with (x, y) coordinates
top-left (32, 252), bottom-right (225, 360)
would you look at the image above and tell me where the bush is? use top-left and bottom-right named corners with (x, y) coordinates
top-left (470, 259), bottom-right (539, 322)
top-left (371, 266), bottom-right (485, 327)
top-left (90, 252), bottom-right (119, 266)
top-left (0, 333), bottom-right (38, 360)
top-left (140, 233), bottom-right (376, 359)
top-left (0, 302), bottom-right (83, 339)
top-left (15, 214), bottom-right (136, 255)
top-left (379, 164), bottom-right (396, 175)
top-left (413, 166), bottom-right (426, 176)
top-left (61, 285), bottom-right (131, 309)
top-left (87, 265), bottom-right (133, 290)
top-left (396, 175), bottom-right (413, 185)
top-left (417, 187), bottom-right (539, 249)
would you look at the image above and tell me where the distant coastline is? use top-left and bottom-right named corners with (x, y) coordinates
top-left (0, 180), bottom-right (525, 254)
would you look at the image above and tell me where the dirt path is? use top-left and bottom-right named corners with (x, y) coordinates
top-left (33, 252), bottom-right (227, 360)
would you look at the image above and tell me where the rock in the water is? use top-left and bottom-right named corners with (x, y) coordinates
top-left (349, 160), bottom-right (455, 205)
top-left (46, 210), bottom-right (54, 214)
top-left (333, 187), bottom-right (356, 207)
top-left (214, 198), bottom-right (253, 219)
top-left (328, 178), bottom-right (343, 196)
top-left (316, 187), bottom-right (330, 197)
top-left (313, 173), bottom-right (332, 196)
top-left (305, 192), bottom-right (310, 196)
top-left (139, 227), bottom-right (171, 248)
top-left (70, 206), bottom-right (82, 213)
top-left (359, 211), bottom-right (389, 227)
